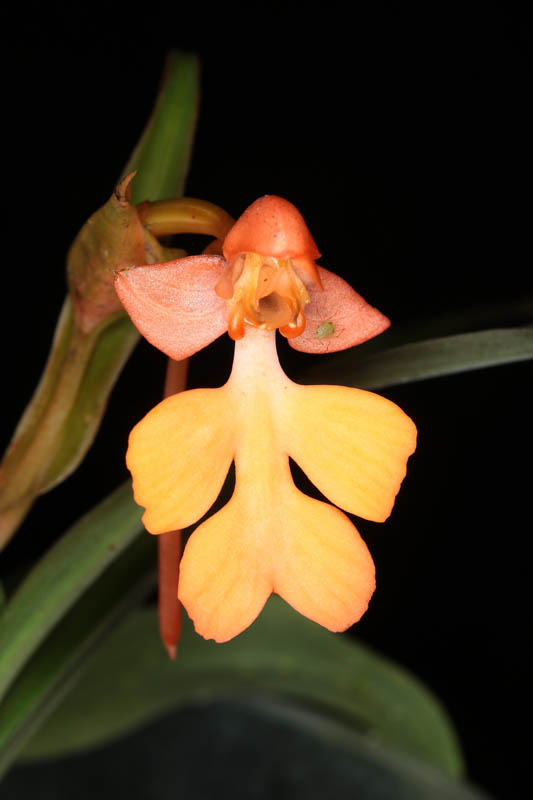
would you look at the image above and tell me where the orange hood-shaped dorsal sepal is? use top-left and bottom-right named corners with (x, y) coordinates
top-left (223, 195), bottom-right (323, 289)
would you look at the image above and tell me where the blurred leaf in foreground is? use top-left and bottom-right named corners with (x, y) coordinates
top-left (0, 483), bottom-right (143, 703)
top-left (7, 698), bottom-right (491, 800)
top-left (22, 601), bottom-right (463, 778)
top-left (0, 535), bottom-right (155, 780)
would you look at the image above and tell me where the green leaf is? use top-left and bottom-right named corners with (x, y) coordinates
top-left (0, 537), bottom-right (156, 780)
top-left (122, 50), bottom-right (199, 203)
top-left (206, 698), bottom-right (488, 800)
top-left (240, 699), bottom-right (488, 799)
top-left (354, 296), bottom-right (533, 354)
top-left (23, 600), bottom-right (464, 779)
top-left (0, 482), bottom-right (143, 703)
top-left (9, 698), bottom-right (489, 800)
top-left (299, 327), bottom-right (533, 389)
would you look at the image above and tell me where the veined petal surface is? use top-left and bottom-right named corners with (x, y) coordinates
top-left (178, 474), bottom-right (375, 642)
top-left (282, 384), bottom-right (417, 522)
top-left (114, 256), bottom-right (228, 360)
top-left (290, 266), bottom-right (391, 354)
top-left (178, 488), bottom-right (273, 643)
top-left (272, 484), bottom-right (375, 632)
top-left (127, 388), bottom-right (235, 533)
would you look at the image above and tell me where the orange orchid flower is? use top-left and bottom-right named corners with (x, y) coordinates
top-left (115, 196), bottom-right (417, 643)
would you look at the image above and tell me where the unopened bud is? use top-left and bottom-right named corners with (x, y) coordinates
top-left (67, 172), bottom-right (149, 333)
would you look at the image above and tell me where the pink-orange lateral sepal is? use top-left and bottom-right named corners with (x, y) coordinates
top-left (289, 266), bottom-right (391, 354)
top-left (114, 256), bottom-right (228, 360)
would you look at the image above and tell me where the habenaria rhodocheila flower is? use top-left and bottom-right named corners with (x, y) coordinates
top-left (115, 196), bottom-right (416, 642)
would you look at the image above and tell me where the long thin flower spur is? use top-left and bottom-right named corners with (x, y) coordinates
top-left (115, 196), bottom-right (417, 642)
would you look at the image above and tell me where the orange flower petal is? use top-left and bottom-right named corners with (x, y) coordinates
top-left (289, 266), bottom-right (391, 353)
top-left (282, 384), bottom-right (417, 522)
top-left (178, 470), bottom-right (375, 641)
top-left (178, 490), bottom-right (273, 643)
top-left (127, 388), bottom-right (235, 533)
top-left (114, 256), bottom-right (228, 360)
top-left (273, 487), bottom-right (375, 631)
top-left (223, 195), bottom-right (322, 287)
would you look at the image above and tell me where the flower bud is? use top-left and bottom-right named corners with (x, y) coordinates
top-left (67, 172), bottom-right (149, 333)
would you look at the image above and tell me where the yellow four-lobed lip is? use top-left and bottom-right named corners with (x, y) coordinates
top-left (127, 328), bottom-right (416, 642)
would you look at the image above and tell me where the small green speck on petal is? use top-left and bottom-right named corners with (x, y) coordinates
top-left (315, 321), bottom-right (335, 339)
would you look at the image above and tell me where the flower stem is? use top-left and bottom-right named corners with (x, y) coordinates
top-left (158, 357), bottom-right (189, 659)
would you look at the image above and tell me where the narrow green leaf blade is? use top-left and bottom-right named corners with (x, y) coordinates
top-left (0, 482), bottom-right (143, 702)
top-left (299, 327), bottom-right (533, 389)
top-left (0, 537), bottom-right (155, 780)
top-left (23, 601), bottom-right (464, 778)
top-left (123, 50), bottom-right (199, 203)
top-left (347, 297), bottom-right (533, 355)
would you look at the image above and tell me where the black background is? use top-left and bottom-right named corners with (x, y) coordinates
top-left (1, 3), bottom-right (532, 798)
